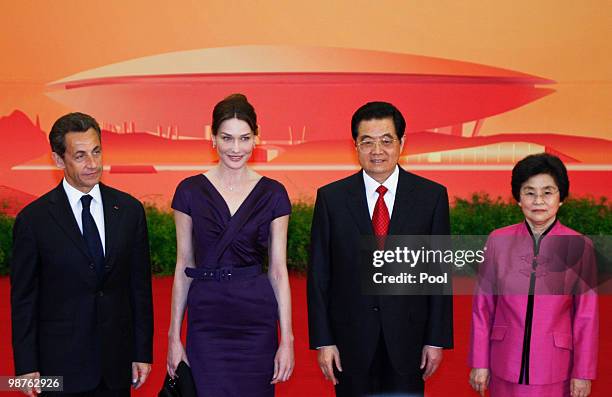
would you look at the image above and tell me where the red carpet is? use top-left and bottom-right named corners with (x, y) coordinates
top-left (1, 275), bottom-right (610, 396)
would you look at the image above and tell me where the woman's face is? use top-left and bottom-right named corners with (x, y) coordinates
top-left (214, 118), bottom-right (255, 170)
top-left (518, 173), bottom-right (562, 227)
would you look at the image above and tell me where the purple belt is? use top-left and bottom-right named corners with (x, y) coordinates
top-left (185, 264), bottom-right (262, 282)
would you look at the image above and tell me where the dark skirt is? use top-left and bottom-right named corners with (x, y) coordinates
top-left (186, 273), bottom-right (278, 397)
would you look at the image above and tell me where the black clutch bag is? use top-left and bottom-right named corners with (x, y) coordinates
top-left (158, 361), bottom-right (197, 397)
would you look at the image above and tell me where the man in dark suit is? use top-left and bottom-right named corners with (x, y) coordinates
top-left (308, 102), bottom-right (453, 396)
top-left (11, 112), bottom-right (153, 396)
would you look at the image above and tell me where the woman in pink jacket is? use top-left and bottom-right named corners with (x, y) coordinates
top-left (469, 153), bottom-right (598, 397)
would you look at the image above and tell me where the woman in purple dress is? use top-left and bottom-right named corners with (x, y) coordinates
top-left (166, 94), bottom-right (294, 396)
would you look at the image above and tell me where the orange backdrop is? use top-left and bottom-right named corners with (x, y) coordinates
top-left (0, 0), bottom-right (610, 207)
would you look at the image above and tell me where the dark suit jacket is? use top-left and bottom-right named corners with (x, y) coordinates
top-left (307, 167), bottom-right (453, 379)
top-left (10, 182), bottom-right (153, 392)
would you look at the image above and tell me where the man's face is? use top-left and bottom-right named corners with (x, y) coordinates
top-left (355, 117), bottom-right (404, 183)
top-left (52, 128), bottom-right (103, 193)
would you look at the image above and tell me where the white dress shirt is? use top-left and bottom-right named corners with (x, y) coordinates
top-left (363, 165), bottom-right (399, 219)
top-left (62, 178), bottom-right (106, 255)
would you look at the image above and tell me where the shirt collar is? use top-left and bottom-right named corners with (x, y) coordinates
top-left (362, 165), bottom-right (399, 198)
top-left (62, 178), bottom-right (102, 208)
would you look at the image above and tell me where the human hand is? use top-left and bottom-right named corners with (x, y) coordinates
top-left (271, 341), bottom-right (294, 384)
top-left (166, 338), bottom-right (189, 378)
top-left (420, 346), bottom-right (443, 380)
top-left (131, 362), bottom-right (151, 389)
top-left (469, 368), bottom-right (490, 396)
top-left (317, 345), bottom-right (342, 385)
top-left (17, 372), bottom-right (40, 396)
top-left (570, 378), bottom-right (591, 397)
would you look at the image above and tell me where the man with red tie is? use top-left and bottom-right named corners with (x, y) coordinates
top-left (307, 101), bottom-right (453, 396)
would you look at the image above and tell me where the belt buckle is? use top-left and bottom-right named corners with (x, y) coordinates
top-left (219, 267), bottom-right (232, 282)
top-left (201, 268), bottom-right (232, 281)
top-left (201, 270), bottom-right (215, 281)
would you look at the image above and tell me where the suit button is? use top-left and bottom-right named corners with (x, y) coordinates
top-left (89, 263), bottom-right (95, 270)
top-left (98, 291), bottom-right (104, 297)
top-left (373, 306), bottom-right (380, 312)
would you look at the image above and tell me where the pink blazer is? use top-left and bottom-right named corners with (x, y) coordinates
top-left (468, 221), bottom-right (598, 385)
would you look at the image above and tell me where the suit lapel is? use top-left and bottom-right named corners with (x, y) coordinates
top-left (346, 171), bottom-right (374, 236)
top-left (388, 167), bottom-right (417, 235)
top-left (100, 184), bottom-right (123, 271)
top-left (47, 183), bottom-right (92, 261)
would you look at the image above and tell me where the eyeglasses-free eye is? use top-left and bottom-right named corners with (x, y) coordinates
top-left (520, 189), bottom-right (560, 202)
top-left (218, 135), bottom-right (253, 145)
top-left (356, 138), bottom-right (398, 152)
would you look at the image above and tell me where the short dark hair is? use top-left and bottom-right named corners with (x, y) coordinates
top-left (211, 93), bottom-right (258, 136)
top-left (351, 101), bottom-right (406, 141)
top-left (49, 112), bottom-right (101, 157)
top-left (511, 153), bottom-right (569, 201)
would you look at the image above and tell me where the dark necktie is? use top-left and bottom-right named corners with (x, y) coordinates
top-left (372, 185), bottom-right (390, 248)
top-left (81, 195), bottom-right (105, 278)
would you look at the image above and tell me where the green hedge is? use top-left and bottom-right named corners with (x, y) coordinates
top-left (145, 205), bottom-right (177, 275)
top-left (0, 213), bottom-right (12, 276)
top-left (287, 202), bottom-right (315, 273)
top-left (451, 194), bottom-right (612, 235)
top-left (0, 195), bottom-right (610, 275)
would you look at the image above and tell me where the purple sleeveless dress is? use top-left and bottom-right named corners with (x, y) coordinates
top-left (172, 175), bottom-right (291, 397)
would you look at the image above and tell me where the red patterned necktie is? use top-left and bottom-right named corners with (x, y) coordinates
top-left (372, 185), bottom-right (390, 248)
